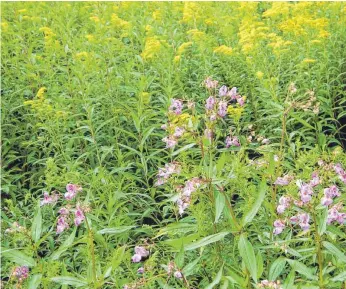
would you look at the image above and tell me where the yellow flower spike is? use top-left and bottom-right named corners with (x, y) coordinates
top-left (85, 34), bottom-right (95, 42)
top-left (36, 87), bottom-right (47, 99)
top-left (302, 58), bottom-right (316, 64)
top-left (256, 71), bottom-right (264, 80)
top-left (214, 45), bottom-right (233, 56)
top-left (152, 10), bottom-right (162, 21)
top-left (205, 18), bottom-right (214, 26)
top-left (177, 42), bottom-right (193, 55)
top-left (89, 16), bottom-right (100, 23)
top-left (17, 9), bottom-right (27, 13)
top-left (75, 52), bottom-right (89, 59)
top-left (111, 14), bottom-right (130, 30)
top-left (1, 22), bottom-right (9, 32)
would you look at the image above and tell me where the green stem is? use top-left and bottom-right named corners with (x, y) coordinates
top-left (312, 211), bottom-right (324, 289)
top-left (85, 217), bottom-right (98, 289)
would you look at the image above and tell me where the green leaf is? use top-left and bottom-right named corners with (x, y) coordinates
top-left (331, 271), bottom-right (346, 282)
top-left (51, 228), bottom-right (76, 260)
top-left (256, 251), bottom-right (264, 279)
top-left (287, 260), bottom-right (317, 280)
top-left (214, 190), bottom-right (225, 223)
top-left (242, 179), bottom-right (266, 226)
top-left (269, 257), bottom-right (286, 280)
top-left (317, 207), bottom-right (328, 235)
top-left (51, 276), bottom-right (88, 287)
top-left (283, 270), bottom-right (295, 289)
top-left (31, 205), bottom-right (42, 243)
top-left (172, 143), bottom-right (196, 156)
top-left (225, 270), bottom-right (246, 287)
top-left (322, 241), bottom-right (346, 263)
top-left (175, 244), bottom-right (185, 268)
top-left (205, 264), bottom-right (224, 289)
top-left (182, 257), bottom-right (201, 277)
top-left (184, 232), bottom-right (230, 251)
top-left (1, 248), bottom-right (36, 267)
top-left (238, 235), bottom-right (257, 282)
top-left (28, 274), bottom-right (42, 289)
top-left (289, 112), bottom-right (315, 130)
top-left (97, 226), bottom-right (134, 235)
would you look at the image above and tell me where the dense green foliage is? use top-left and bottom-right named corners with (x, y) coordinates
top-left (1, 2), bottom-right (346, 289)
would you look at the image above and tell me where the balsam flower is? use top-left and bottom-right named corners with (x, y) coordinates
top-left (162, 136), bottom-right (177, 148)
top-left (64, 184), bottom-right (82, 200)
top-left (11, 266), bottom-right (29, 282)
top-left (218, 101), bottom-right (228, 117)
top-left (131, 246), bottom-right (149, 262)
top-left (204, 77), bottom-right (218, 89)
top-left (56, 216), bottom-right (69, 234)
top-left (219, 85), bottom-right (228, 97)
top-left (74, 206), bottom-right (85, 226)
top-left (277, 196), bottom-right (291, 214)
top-left (273, 219), bottom-right (285, 235)
top-left (169, 99), bottom-right (183, 115)
top-left (274, 175), bottom-right (292, 186)
top-left (40, 191), bottom-right (59, 206)
top-left (225, 136), bottom-right (240, 148)
top-left (205, 96), bottom-right (216, 110)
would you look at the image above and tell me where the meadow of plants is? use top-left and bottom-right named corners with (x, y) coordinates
top-left (1, 1), bottom-right (346, 289)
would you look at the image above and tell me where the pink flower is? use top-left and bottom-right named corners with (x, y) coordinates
top-left (74, 206), bottom-right (85, 226)
top-left (321, 196), bottom-right (333, 207)
top-left (161, 124), bottom-right (167, 130)
top-left (297, 182), bottom-right (314, 204)
top-left (56, 216), bottom-right (69, 234)
top-left (309, 172), bottom-right (320, 187)
top-left (205, 96), bottom-right (216, 110)
top-left (219, 85), bottom-right (228, 97)
top-left (137, 267), bottom-right (145, 274)
top-left (58, 207), bottom-right (69, 215)
top-left (169, 99), bottom-right (183, 115)
top-left (155, 162), bottom-right (181, 186)
top-left (210, 114), bottom-right (217, 121)
top-left (131, 254), bottom-right (142, 263)
top-left (324, 185), bottom-right (340, 198)
top-left (237, 97), bottom-right (245, 106)
top-left (225, 136), bottom-right (240, 148)
top-left (261, 138), bottom-right (270, 145)
top-left (274, 176), bottom-right (291, 186)
top-left (162, 136), bottom-right (177, 149)
top-left (334, 163), bottom-right (344, 175)
top-left (273, 219), bottom-right (285, 235)
top-left (277, 196), bottom-right (290, 214)
top-left (65, 184), bottom-right (82, 200)
top-left (327, 204), bottom-right (346, 224)
top-left (40, 191), bottom-right (59, 206)
top-left (12, 266), bottom-right (29, 281)
top-left (174, 271), bottom-right (183, 279)
top-left (227, 87), bottom-right (237, 99)
top-left (204, 77), bottom-right (218, 89)
top-left (173, 127), bottom-right (185, 138)
top-left (135, 246), bottom-right (149, 258)
top-left (218, 101), bottom-right (228, 117)
top-left (298, 213), bottom-right (310, 231)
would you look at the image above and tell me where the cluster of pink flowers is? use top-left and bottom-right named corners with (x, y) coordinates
top-left (276, 196), bottom-right (291, 214)
top-left (257, 280), bottom-right (283, 289)
top-left (204, 77), bottom-right (219, 89)
top-left (334, 163), bottom-right (346, 184)
top-left (274, 175), bottom-right (293, 186)
top-left (131, 246), bottom-right (149, 263)
top-left (225, 135), bottom-right (240, 148)
top-left (327, 204), bottom-right (346, 225)
top-left (11, 266), bottom-right (29, 282)
top-left (296, 173), bottom-right (320, 204)
top-left (321, 185), bottom-right (340, 206)
top-left (57, 204), bottom-right (86, 234)
top-left (169, 99), bottom-right (183, 115)
top-left (64, 184), bottom-right (82, 200)
top-left (155, 162), bottom-right (181, 186)
top-left (40, 191), bottom-right (59, 206)
top-left (274, 212), bottom-right (310, 235)
top-left (176, 178), bottom-right (202, 215)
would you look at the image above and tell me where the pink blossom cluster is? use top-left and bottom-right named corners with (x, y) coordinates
top-left (40, 191), bottom-right (59, 206)
top-left (11, 266), bottom-right (29, 282)
top-left (131, 246), bottom-right (149, 263)
top-left (321, 185), bottom-right (340, 206)
top-left (57, 205), bottom-right (86, 234)
top-left (161, 123), bottom-right (186, 149)
top-left (327, 204), bottom-right (346, 225)
top-left (169, 99), bottom-right (183, 115)
top-left (274, 212), bottom-right (310, 235)
top-left (65, 183), bottom-right (82, 200)
top-left (276, 196), bottom-right (291, 214)
top-left (176, 178), bottom-right (202, 215)
top-left (204, 77), bottom-right (219, 89)
top-left (155, 162), bottom-right (181, 186)
top-left (296, 172), bottom-right (320, 204)
top-left (334, 163), bottom-right (346, 184)
top-left (274, 175), bottom-right (293, 186)
top-left (225, 135), bottom-right (240, 148)
top-left (257, 280), bottom-right (283, 289)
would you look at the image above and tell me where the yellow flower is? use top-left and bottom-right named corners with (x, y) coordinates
top-left (85, 34), bottom-right (95, 42)
top-left (177, 42), bottom-right (193, 55)
top-left (17, 9), bottom-right (27, 13)
top-left (111, 14), bottom-right (130, 30)
top-left (205, 18), bottom-right (214, 26)
top-left (1, 22), bottom-right (9, 32)
top-left (310, 39), bottom-right (321, 44)
top-left (302, 58), bottom-right (316, 64)
top-left (214, 45), bottom-right (233, 56)
top-left (39, 27), bottom-right (55, 36)
top-left (256, 71), bottom-right (264, 79)
top-left (75, 52), bottom-right (89, 59)
top-left (152, 10), bottom-right (162, 21)
top-left (90, 16), bottom-right (100, 23)
top-left (36, 87), bottom-right (47, 99)
top-left (141, 37), bottom-right (163, 60)
top-left (187, 29), bottom-right (206, 42)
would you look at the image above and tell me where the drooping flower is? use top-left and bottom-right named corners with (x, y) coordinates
top-left (174, 271), bottom-right (183, 279)
top-left (74, 206), bottom-right (85, 226)
top-left (205, 96), bottom-right (216, 110)
top-left (298, 213), bottom-right (310, 231)
top-left (227, 87), bottom-right (237, 99)
top-left (274, 175), bottom-right (292, 186)
top-left (58, 207), bottom-right (69, 215)
top-left (237, 97), bottom-right (245, 106)
top-left (64, 184), bottom-right (82, 200)
top-left (169, 99), bottom-right (183, 115)
top-left (296, 180), bottom-right (314, 204)
top-left (40, 191), bottom-right (59, 206)
top-left (219, 85), bottom-right (228, 97)
top-left (56, 216), bottom-right (69, 234)
top-left (137, 267), bottom-right (145, 274)
top-left (173, 127), bottom-right (185, 138)
top-left (131, 246), bottom-right (149, 262)
top-left (309, 172), bottom-right (320, 187)
top-left (204, 77), bottom-right (218, 89)
top-left (273, 219), bottom-right (285, 235)
top-left (131, 254), bottom-right (142, 263)
top-left (277, 196), bottom-right (291, 214)
top-left (225, 136), bottom-right (240, 148)
top-left (155, 162), bottom-right (181, 186)
top-left (327, 204), bottom-right (346, 224)
top-left (218, 101), bottom-right (228, 117)
top-left (162, 136), bottom-right (177, 148)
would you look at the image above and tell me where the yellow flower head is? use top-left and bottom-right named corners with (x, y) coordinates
top-left (256, 71), bottom-right (264, 80)
top-left (90, 16), bottom-right (100, 23)
top-left (36, 87), bottom-right (47, 99)
top-left (177, 42), bottom-right (193, 55)
top-left (213, 45), bottom-right (233, 56)
top-left (76, 52), bottom-right (89, 60)
top-left (111, 14), bottom-right (130, 30)
top-left (174, 55), bottom-right (181, 63)
top-left (39, 27), bottom-right (55, 36)
top-left (302, 58), bottom-right (316, 64)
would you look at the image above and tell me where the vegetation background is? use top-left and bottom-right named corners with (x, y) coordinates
top-left (1, 2), bottom-right (346, 289)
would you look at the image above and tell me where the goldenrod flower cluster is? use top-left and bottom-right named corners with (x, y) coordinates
top-left (213, 45), bottom-right (233, 56)
top-left (141, 37), bottom-right (164, 60)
